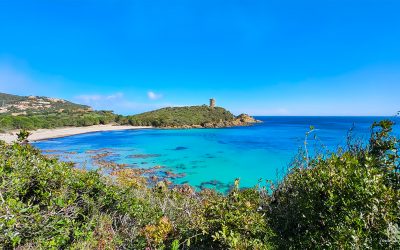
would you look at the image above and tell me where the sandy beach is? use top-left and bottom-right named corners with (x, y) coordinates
top-left (0, 125), bottom-right (152, 143)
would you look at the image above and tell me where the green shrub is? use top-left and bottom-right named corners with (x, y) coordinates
top-left (0, 111), bottom-right (119, 131)
top-left (0, 142), bottom-right (215, 248)
top-left (202, 180), bottom-right (275, 249)
top-left (16, 129), bottom-right (31, 142)
top-left (268, 120), bottom-right (400, 249)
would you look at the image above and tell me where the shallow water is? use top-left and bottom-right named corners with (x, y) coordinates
top-left (33, 116), bottom-right (399, 192)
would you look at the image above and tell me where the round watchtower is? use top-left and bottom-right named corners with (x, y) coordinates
top-left (209, 98), bottom-right (216, 108)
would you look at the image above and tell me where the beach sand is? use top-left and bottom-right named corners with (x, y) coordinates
top-left (0, 125), bottom-right (152, 143)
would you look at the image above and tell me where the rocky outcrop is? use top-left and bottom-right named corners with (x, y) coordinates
top-left (233, 114), bottom-right (261, 124)
top-left (163, 113), bottom-right (261, 129)
top-left (202, 114), bottom-right (261, 128)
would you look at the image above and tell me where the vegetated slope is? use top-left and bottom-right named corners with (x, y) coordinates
top-left (0, 92), bottom-right (91, 115)
top-left (124, 105), bottom-right (258, 128)
top-left (0, 110), bottom-right (118, 131)
top-left (0, 92), bottom-right (25, 103)
top-left (0, 92), bottom-right (119, 131)
top-left (0, 120), bottom-right (398, 249)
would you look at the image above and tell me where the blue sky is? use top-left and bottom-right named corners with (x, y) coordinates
top-left (0, 0), bottom-right (399, 115)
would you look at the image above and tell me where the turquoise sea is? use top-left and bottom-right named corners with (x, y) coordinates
top-left (33, 116), bottom-right (399, 192)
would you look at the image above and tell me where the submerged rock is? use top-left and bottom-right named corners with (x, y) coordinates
top-left (198, 179), bottom-right (230, 191)
top-left (174, 146), bottom-right (188, 150)
top-left (126, 154), bottom-right (161, 159)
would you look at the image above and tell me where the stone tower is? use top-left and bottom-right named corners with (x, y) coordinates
top-left (209, 98), bottom-right (215, 108)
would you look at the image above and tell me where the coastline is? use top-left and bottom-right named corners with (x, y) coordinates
top-left (0, 125), bottom-right (152, 143)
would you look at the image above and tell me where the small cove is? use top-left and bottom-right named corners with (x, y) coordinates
top-left (33, 116), bottom-right (399, 192)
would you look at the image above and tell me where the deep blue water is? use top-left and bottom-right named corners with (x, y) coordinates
top-left (33, 116), bottom-right (399, 192)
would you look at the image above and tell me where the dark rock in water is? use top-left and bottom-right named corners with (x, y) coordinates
top-left (126, 154), bottom-right (161, 159)
top-left (61, 151), bottom-right (79, 155)
top-left (198, 179), bottom-right (229, 191)
top-left (204, 154), bottom-right (216, 159)
top-left (175, 164), bottom-right (187, 169)
top-left (161, 170), bottom-right (186, 179)
top-left (86, 148), bottom-right (113, 154)
top-left (42, 149), bottom-right (62, 153)
top-left (93, 158), bottom-right (129, 169)
top-left (174, 146), bottom-right (188, 150)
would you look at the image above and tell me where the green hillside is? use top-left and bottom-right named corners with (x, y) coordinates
top-left (0, 92), bottom-right (25, 103)
top-left (0, 93), bottom-right (119, 132)
top-left (122, 105), bottom-right (257, 128)
top-left (0, 111), bottom-right (118, 132)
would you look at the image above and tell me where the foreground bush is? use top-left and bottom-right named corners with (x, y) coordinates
top-left (269, 120), bottom-right (400, 249)
top-left (0, 143), bottom-right (269, 249)
top-left (0, 120), bottom-right (399, 249)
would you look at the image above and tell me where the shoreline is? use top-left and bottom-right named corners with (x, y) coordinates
top-left (0, 125), bottom-right (153, 143)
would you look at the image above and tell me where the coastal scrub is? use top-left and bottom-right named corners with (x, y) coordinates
top-left (0, 120), bottom-right (399, 249)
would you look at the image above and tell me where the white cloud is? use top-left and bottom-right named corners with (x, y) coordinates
top-left (147, 91), bottom-right (162, 100)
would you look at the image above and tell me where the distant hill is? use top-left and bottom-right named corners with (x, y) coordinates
top-left (0, 93), bottom-right (259, 131)
top-left (124, 105), bottom-right (259, 128)
top-left (0, 92), bottom-right (92, 115)
top-left (0, 92), bottom-right (117, 132)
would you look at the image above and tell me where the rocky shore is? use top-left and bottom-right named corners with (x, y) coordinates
top-left (162, 113), bottom-right (262, 129)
